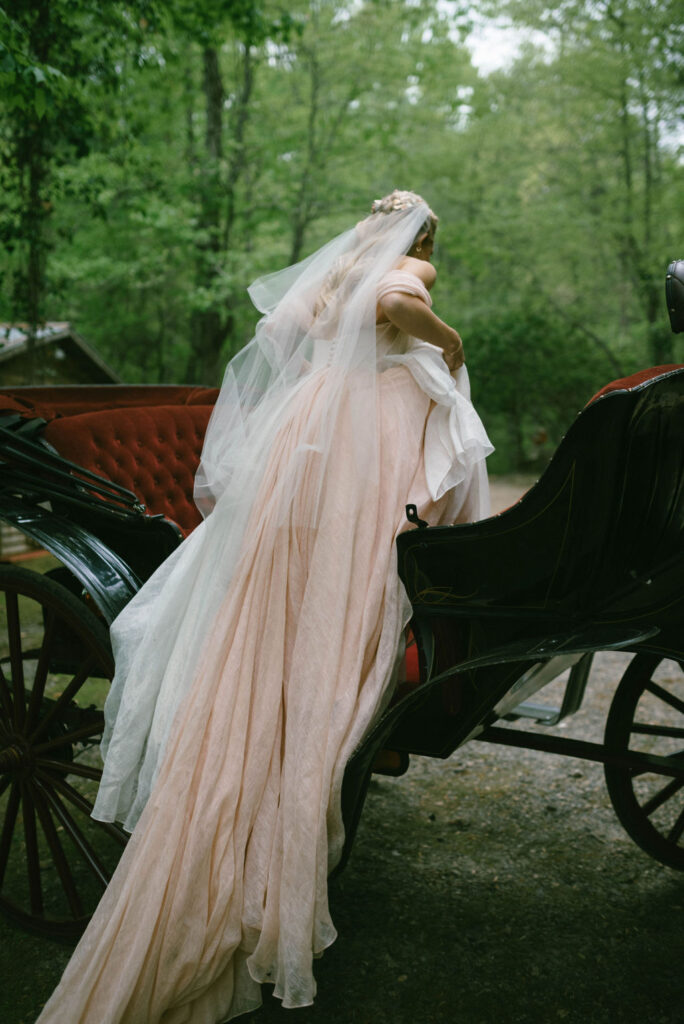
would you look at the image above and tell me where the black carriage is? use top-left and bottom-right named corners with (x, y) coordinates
top-left (0, 364), bottom-right (683, 940)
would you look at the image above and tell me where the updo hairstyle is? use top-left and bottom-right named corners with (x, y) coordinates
top-left (370, 189), bottom-right (438, 251)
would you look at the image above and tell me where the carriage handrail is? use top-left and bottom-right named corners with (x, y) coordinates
top-left (0, 422), bottom-right (146, 517)
top-left (1, 464), bottom-right (147, 523)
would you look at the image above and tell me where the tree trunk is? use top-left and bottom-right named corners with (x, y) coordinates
top-left (187, 44), bottom-right (256, 383)
top-left (289, 48), bottom-right (319, 265)
top-left (646, 284), bottom-right (674, 364)
top-left (637, 72), bottom-right (673, 365)
top-left (13, 1), bottom-right (52, 365)
top-left (187, 46), bottom-right (227, 383)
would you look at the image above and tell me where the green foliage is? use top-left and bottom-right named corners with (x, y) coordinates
top-left (0, 0), bottom-right (162, 331)
top-left (0, 6), bottom-right (66, 119)
top-left (1, 0), bottom-right (682, 467)
top-left (466, 303), bottom-right (614, 471)
top-left (168, 0), bottom-right (299, 46)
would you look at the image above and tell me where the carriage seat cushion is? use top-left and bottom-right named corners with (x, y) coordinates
top-left (44, 405), bottom-right (214, 536)
top-left (588, 364), bottom-right (682, 404)
top-left (1, 385), bottom-right (219, 422)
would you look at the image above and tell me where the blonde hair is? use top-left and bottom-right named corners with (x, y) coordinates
top-left (313, 190), bottom-right (438, 320)
top-left (370, 188), bottom-right (439, 245)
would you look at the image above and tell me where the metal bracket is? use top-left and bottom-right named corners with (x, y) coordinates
top-left (406, 504), bottom-right (428, 529)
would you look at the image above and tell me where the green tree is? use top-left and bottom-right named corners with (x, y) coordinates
top-left (467, 303), bottom-right (613, 471)
top-left (483, 0), bottom-right (684, 363)
top-left (3, 0), bottom-right (679, 473)
top-left (0, 1), bottom-right (157, 344)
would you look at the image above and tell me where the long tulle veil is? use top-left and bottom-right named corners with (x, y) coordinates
top-left (92, 201), bottom-right (436, 830)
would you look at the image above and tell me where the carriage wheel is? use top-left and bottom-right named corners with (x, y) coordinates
top-left (0, 563), bottom-right (127, 937)
top-left (604, 654), bottom-right (684, 870)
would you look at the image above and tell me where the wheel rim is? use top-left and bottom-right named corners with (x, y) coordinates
top-left (0, 565), bottom-right (127, 937)
top-left (605, 654), bottom-right (684, 870)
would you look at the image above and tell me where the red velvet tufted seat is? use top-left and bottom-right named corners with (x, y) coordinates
top-left (44, 405), bottom-right (214, 536)
top-left (587, 364), bottom-right (682, 403)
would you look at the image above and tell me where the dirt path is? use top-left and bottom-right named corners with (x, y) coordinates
top-left (488, 473), bottom-right (538, 515)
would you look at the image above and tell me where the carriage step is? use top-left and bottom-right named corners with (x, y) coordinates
top-left (504, 652), bottom-right (595, 726)
top-left (505, 700), bottom-right (563, 725)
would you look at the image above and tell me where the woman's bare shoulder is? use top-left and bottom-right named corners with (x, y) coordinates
top-left (396, 256), bottom-right (437, 290)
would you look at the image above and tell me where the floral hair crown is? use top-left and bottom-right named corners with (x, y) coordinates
top-left (370, 189), bottom-right (438, 224)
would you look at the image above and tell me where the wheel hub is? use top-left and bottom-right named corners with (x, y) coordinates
top-left (0, 737), bottom-right (31, 773)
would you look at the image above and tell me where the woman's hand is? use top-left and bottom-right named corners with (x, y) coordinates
top-left (442, 329), bottom-right (465, 373)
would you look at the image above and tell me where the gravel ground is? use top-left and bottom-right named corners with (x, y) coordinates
top-left (2, 476), bottom-right (683, 1024)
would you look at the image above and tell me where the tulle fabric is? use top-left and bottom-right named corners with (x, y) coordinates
top-left (36, 212), bottom-right (493, 1022)
top-left (92, 268), bottom-right (491, 833)
top-left (193, 206), bottom-right (439, 525)
top-left (93, 206), bottom-right (438, 832)
top-left (37, 364), bottom-right (488, 1024)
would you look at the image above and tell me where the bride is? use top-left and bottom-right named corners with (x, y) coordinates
top-left (36, 190), bottom-right (492, 1023)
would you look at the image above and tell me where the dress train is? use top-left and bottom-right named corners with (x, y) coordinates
top-left (36, 364), bottom-right (484, 1024)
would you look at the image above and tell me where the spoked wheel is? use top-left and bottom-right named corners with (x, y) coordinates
top-left (0, 563), bottom-right (128, 938)
top-left (605, 653), bottom-right (684, 870)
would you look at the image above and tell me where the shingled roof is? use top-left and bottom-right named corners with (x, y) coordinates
top-left (0, 323), bottom-right (120, 385)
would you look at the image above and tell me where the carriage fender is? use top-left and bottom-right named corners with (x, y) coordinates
top-left (0, 495), bottom-right (140, 624)
top-left (424, 621), bottom-right (661, 681)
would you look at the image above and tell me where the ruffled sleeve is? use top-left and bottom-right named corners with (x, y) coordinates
top-left (377, 269), bottom-right (433, 308)
top-left (378, 272), bottom-right (494, 510)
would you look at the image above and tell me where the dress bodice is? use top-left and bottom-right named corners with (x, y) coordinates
top-left (375, 269), bottom-right (433, 359)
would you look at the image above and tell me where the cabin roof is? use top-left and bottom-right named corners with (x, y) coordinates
top-left (0, 322), bottom-right (120, 383)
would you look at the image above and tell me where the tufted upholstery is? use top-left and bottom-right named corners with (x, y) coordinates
top-left (44, 405), bottom-right (214, 536)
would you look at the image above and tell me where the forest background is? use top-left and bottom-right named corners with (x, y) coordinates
top-left (1, 0), bottom-right (682, 471)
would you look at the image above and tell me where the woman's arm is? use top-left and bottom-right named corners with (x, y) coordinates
top-left (378, 291), bottom-right (465, 372)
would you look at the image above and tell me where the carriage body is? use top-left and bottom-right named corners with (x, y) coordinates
top-left (0, 367), bottom-right (682, 937)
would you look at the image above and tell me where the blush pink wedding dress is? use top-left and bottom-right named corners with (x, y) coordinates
top-left (36, 268), bottom-right (491, 1024)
